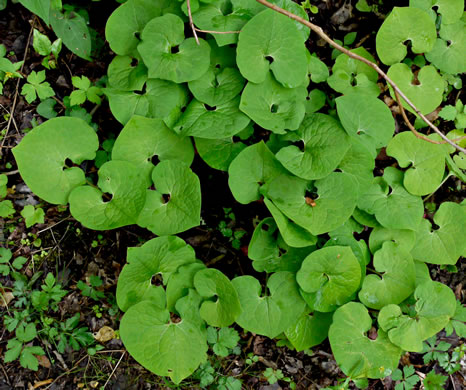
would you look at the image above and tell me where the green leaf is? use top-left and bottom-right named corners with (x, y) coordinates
top-left (329, 302), bottom-right (402, 379)
top-left (120, 299), bottom-right (207, 384)
top-left (423, 371), bottom-right (448, 390)
top-left (208, 327), bottom-right (240, 357)
top-left (33, 29), bottom-right (52, 56)
top-left (369, 227), bottom-right (416, 254)
top-left (410, 202), bottom-right (466, 265)
top-left (136, 160), bottom-right (201, 236)
top-left (20, 205), bottom-right (45, 228)
top-left (375, 7), bottom-right (436, 65)
top-left (228, 141), bottom-right (288, 204)
top-left (240, 72), bottom-right (307, 134)
top-left (138, 14), bottom-right (210, 83)
top-left (387, 64), bottom-right (444, 115)
top-left (174, 97), bottom-right (250, 139)
top-left (166, 262), bottom-right (206, 312)
top-left (438, 105), bottom-right (457, 121)
top-left (17, 323), bottom-right (37, 343)
top-left (378, 281), bottom-right (456, 352)
top-left (308, 54), bottom-right (329, 83)
top-left (0, 173), bottom-right (7, 199)
top-left (194, 269), bottom-right (241, 327)
top-left (386, 132), bottom-right (447, 196)
top-left (18, 0), bottom-right (50, 25)
top-left (69, 90), bottom-right (86, 106)
top-left (297, 246), bottom-right (361, 312)
top-left (21, 70), bottom-right (55, 103)
top-left (20, 346), bottom-right (44, 371)
top-left (4, 339), bottom-right (22, 363)
top-left (425, 20), bottom-right (466, 75)
top-left (231, 272), bottom-right (306, 338)
top-left (0, 200), bottom-right (15, 218)
top-left (13, 117), bottom-right (99, 205)
top-left (336, 93), bottom-right (395, 156)
top-left (305, 89), bottom-right (326, 114)
top-left (36, 98), bottom-right (57, 119)
top-left (111, 115), bottom-right (194, 185)
top-left (0, 247), bottom-right (12, 264)
top-left (285, 311), bottom-right (333, 351)
top-left (410, 0), bottom-right (463, 25)
top-left (357, 167), bottom-right (424, 231)
top-left (275, 113), bottom-right (350, 180)
top-left (236, 8), bottom-right (307, 88)
top-left (69, 160), bottom-right (147, 230)
top-left (107, 56), bottom-right (148, 91)
top-left (116, 236), bottom-right (196, 312)
top-left (195, 137), bottom-right (246, 171)
top-left (358, 242), bottom-right (416, 310)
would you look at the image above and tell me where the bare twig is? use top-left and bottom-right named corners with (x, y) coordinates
top-left (254, 0), bottom-right (466, 154)
top-left (103, 351), bottom-right (126, 389)
top-left (194, 27), bottom-right (241, 34)
top-left (186, 0), bottom-right (200, 45)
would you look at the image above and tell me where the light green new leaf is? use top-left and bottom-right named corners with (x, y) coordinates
top-left (264, 172), bottom-right (358, 235)
top-left (166, 262), bottom-right (206, 312)
top-left (275, 114), bottom-right (350, 180)
top-left (0, 174), bottom-right (7, 199)
top-left (13, 117), bottom-right (98, 205)
top-left (0, 200), bottom-right (15, 218)
top-left (120, 300), bottom-right (207, 384)
top-left (336, 93), bottom-right (395, 156)
top-left (410, 202), bottom-right (466, 265)
top-left (285, 311), bottom-right (333, 351)
top-left (138, 14), bottom-right (210, 83)
top-left (228, 141), bottom-right (288, 204)
top-left (410, 0), bottom-right (463, 25)
top-left (105, 0), bottom-right (182, 57)
top-left (112, 116), bottom-right (194, 185)
top-left (387, 132), bottom-right (447, 196)
top-left (359, 242), bottom-right (416, 310)
top-left (69, 161), bottom-right (147, 230)
top-left (308, 53), bottom-right (329, 83)
top-left (305, 89), bottom-right (326, 114)
top-left (174, 97), bottom-right (250, 139)
top-left (329, 302), bottom-right (402, 379)
top-left (21, 70), bottom-right (55, 103)
top-left (357, 167), bottom-right (424, 231)
top-left (20, 205), bottom-right (45, 228)
top-left (240, 73), bottom-right (307, 134)
top-left (107, 56), bottom-right (148, 91)
top-left (194, 268), bottom-right (241, 327)
top-left (425, 20), bottom-right (466, 75)
top-left (297, 246), bottom-right (361, 312)
top-left (137, 160), bottom-right (201, 236)
top-left (236, 9), bottom-right (307, 88)
top-left (387, 64), bottom-right (444, 115)
top-left (33, 29), bottom-right (52, 56)
top-left (195, 137), bottom-right (246, 171)
top-left (117, 236), bottom-right (196, 312)
top-left (232, 272), bottom-right (306, 338)
top-left (378, 281), bottom-right (456, 352)
top-left (375, 7), bottom-right (436, 65)
top-left (369, 227), bottom-right (416, 254)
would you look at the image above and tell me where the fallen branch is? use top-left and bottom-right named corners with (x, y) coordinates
top-left (254, 0), bottom-right (466, 154)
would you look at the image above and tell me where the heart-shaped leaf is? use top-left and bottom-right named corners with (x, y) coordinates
top-left (107, 56), bottom-right (148, 91)
top-left (231, 272), bottom-right (306, 338)
top-left (174, 97), bottom-right (250, 139)
top-left (410, 202), bottom-right (466, 265)
top-left (194, 268), bottom-right (241, 327)
top-left (410, 0), bottom-right (463, 25)
top-left (12, 117), bottom-right (99, 205)
top-left (378, 281), bottom-right (456, 352)
top-left (116, 236), bottom-right (196, 311)
top-left (275, 113), bottom-right (350, 180)
top-left (120, 299), bottom-right (207, 384)
top-left (386, 132), bottom-right (447, 196)
top-left (369, 227), bottom-right (416, 254)
top-left (138, 14), bottom-right (210, 83)
top-left (195, 137), bottom-right (246, 171)
top-left (297, 246), bottom-right (361, 312)
top-left (166, 262), bottom-right (206, 312)
top-left (137, 160), bottom-right (201, 236)
top-left (358, 242), bottom-right (416, 310)
top-left (336, 93), bottom-right (395, 156)
top-left (375, 7), bottom-right (436, 65)
top-left (240, 72), bottom-right (307, 134)
top-left (112, 116), bottom-right (194, 185)
top-left (236, 8), bottom-right (307, 88)
top-left (285, 311), bottom-right (333, 351)
top-left (329, 302), bottom-right (402, 379)
top-left (69, 161), bottom-right (147, 230)
top-left (387, 64), bottom-right (444, 115)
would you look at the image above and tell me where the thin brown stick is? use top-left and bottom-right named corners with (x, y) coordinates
top-left (254, 0), bottom-right (466, 154)
top-left (194, 27), bottom-right (241, 34)
top-left (186, 0), bottom-right (200, 45)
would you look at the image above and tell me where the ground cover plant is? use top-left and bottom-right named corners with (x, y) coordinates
top-left (0, 0), bottom-right (465, 388)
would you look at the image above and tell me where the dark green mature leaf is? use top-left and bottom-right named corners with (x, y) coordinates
top-left (285, 311), bottom-right (333, 351)
top-left (120, 299), bottom-right (207, 384)
top-left (369, 227), bottom-right (416, 254)
top-left (112, 116), bottom-right (194, 185)
top-left (297, 246), bottom-right (361, 312)
top-left (195, 137), bottom-right (246, 171)
top-left (240, 73), bottom-right (307, 134)
top-left (194, 269), bottom-right (241, 327)
top-left (358, 242), bottom-right (416, 310)
top-left (13, 117), bottom-right (99, 205)
top-left (232, 272), bottom-right (306, 338)
top-left (378, 281), bottom-right (456, 352)
top-left (411, 202), bottom-right (466, 265)
top-left (329, 302), bottom-right (402, 379)
top-left (275, 114), bottom-right (350, 180)
top-left (375, 6), bottom-right (436, 65)
top-left (137, 160), bottom-right (201, 236)
top-left (107, 56), bottom-right (148, 91)
top-left (116, 236), bottom-right (196, 312)
top-left (138, 14), bottom-right (210, 83)
top-left (18, 0), bottom-right (50, 25)
top-left (166, 262), bottom-right (206, 312)
top-left (69, 161), bottom-right (147, 230)
top-left (236, 9), bottom-right (307, 88)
